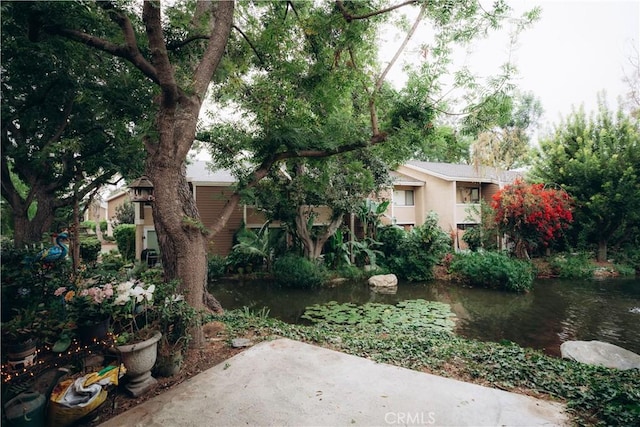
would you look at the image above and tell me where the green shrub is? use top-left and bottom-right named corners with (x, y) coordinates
top-left (450, 251), bottom-right (534, 292)
top-left (461, 225), bottom-right (482, 251)
top-left (99, 220), bottom-right (108, 232)
top-left (80, 220), bottom-right (96, 232)
top-left (273, 254), bottom-right (327, 289)
top-left (79, 237), bottom-right (102, 264)
top-left (335, 264), bottom-right (368, 281)
top-left (225, 249), bottom-right (263, 275)
top-left (98, 251), bottom-right (126, 273)
top-left (613, 264), bottom-right (636, 276)
top-left (610, 246), bottom-right (640, 275)
top-left (113, 224), bottom-right (136, 261)
top-left (549, 253), bottom-right (594, 279)
top-left (377, 213), bottom-right (451, 281)
top-left (207, 255), bottom-right (227, 281)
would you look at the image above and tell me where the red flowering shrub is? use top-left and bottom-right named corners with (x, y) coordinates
top-left (492, 179), bottom-right (573, 258)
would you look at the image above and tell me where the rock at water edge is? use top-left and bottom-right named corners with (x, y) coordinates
top-left (368, 274), bottom-right (398, 288)
top-left (560, 340), bottom-right (640, 370)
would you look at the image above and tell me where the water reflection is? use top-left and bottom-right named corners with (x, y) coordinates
top-left (209, 277), bottom-right (640, 357)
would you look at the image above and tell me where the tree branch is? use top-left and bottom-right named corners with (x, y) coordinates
top-left (167, 34), bottom-right (210, 51)
top-left (47, 98), bottom-right (75, 146)
top-left (336, 0), bottom-right (417, 22)
top-left (41, 1), bottom-right (160, 85)
top-left (192, 1), bottom-right (235, 98)
top-left (233, 25), bottom-right (266, 66)
top-left (375, 3), bottom-right (425, 93)
top-left (143, 1), bottom-right (179, 103)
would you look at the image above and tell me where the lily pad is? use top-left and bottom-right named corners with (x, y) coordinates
top-left (302, 299), bottom-right (457, 333)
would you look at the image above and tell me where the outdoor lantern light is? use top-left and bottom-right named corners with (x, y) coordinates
top-left (128, 175), bottom-right (154, 203)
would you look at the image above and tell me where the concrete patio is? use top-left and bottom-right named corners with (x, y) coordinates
top-left (100, 338), bottom-right (567, 427)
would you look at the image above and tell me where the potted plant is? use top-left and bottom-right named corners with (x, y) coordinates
top-left (1, 306), bottom-right (43, 369)
top-left (110, 279), bottom-right (161, 396)
top-left (54, 281), bottom-right (116, 344)
top-left (153, 280), bottom-right (200, 377)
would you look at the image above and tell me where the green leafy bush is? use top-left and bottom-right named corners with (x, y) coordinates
top-left (549, 253), bottom-right (594, 279)
top-left (80, 220), bottom-right (96, 232)
top-left (113, 224), bottom-right (136, 261)
top-left (378, 213), bottom-right (451, 281)
top-left (113, 201), bottom-right (135, 226)
top-left (273, 254), bottom-right (327, 289)
top-left (207, 255), bottom-right (227, 281)
top-left (78, 220), bottom-right (107, 233)
top-left (461, 225), bottom-right (482, 251)
top-left (335, 264), bottom-right (368, 281)
top-left (79, 237), bottom-right (102, 264)
top-left (225, 249), bottom-right (263, 275)
top-left (450, 251), bottom-right (534, 292)
top-left (97, 251), bottom-right (126, 274)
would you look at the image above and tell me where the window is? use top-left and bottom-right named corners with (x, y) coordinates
top-left (470, 188), bottom-right (480, 203)
top-left (460, 187), bottom-right (480, 204)
top-left (394, 190), bottom-right (414, 206)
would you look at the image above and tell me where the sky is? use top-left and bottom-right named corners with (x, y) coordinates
top-left (506, 0), bottom-right (639, 131)
top-left (380, 0), bottom-right (639, 135)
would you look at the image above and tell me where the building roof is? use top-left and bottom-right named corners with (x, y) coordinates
top-left (404, 160), bottom-right (522, 184)
top-left (390, 171), bottom-right (424, 186)
top-left (186, 161), bottom-right (236, 184)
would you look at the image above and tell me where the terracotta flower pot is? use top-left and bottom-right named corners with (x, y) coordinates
top-left (116, 331), bottom-right (162, 397)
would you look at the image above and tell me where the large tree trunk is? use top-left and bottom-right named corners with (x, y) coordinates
top-left (139, 1), bottom-right (233, 346)
top-left (295, 206), bottom-right (344, 260)
top-left (514, 239), bottom-right (530, 260)
top-left (596, 239), bottom-right (608, 263)
top-left (11, 197), bottom-right (55, 247)
top-left (147, 156), bottom-right (212, 346)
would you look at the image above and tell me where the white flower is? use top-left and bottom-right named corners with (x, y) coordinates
top-left (142, 284), bottom-right (155, 302)
top-left (114, 280), bottom-right (136, 305)
top-left (131, 284), bottom-right (155, 303)
top-left (113, 292), bottom-right (131, 306)
top-left (131, 285), bottom-right (145, 303)
top-left (117, 280), bottom-right (135, 294)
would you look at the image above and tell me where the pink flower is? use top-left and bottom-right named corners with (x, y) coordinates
top-left (54, 287), bottom-right (67, 297)
top-left (103, 283), bottom-right (114, 298)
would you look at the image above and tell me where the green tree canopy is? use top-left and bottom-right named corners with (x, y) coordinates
top-left (1, 2), bottom-right (150, 246)
top-left (464, 91), bottom-right (543, 170)
top-left (531, 98), bottom-right (640, 261)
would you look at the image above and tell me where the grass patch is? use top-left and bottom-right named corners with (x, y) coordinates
top-left (215, 310), bottom-right (640, 426)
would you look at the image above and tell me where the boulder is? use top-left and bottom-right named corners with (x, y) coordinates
top-left (560, 340), bottom-right (640, 370)
top-left (368, 274), bottom-right (398, 288)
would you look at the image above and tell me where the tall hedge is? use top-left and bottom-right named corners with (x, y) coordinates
top-left (79, 237), bottom-right (102, 264)
top-left (113, 224), bottom-right (136, 261)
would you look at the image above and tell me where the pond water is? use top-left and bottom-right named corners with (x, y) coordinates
top-left (208, 277), bottom-right (640, 357)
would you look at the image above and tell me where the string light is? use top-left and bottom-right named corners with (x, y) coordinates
top-left (2, 334), bottom-right (116, 385)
